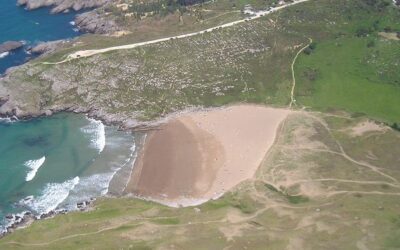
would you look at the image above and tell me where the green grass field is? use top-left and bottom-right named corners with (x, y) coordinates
top-left (295, 36), bottom-right (400, 123)
top-left (291, 0), bottom-right (400, 124)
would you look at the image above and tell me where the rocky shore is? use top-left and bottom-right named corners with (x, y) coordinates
top-left (16, 0), bottom-right (119, 34)
top-left (0, 41), bottom-right (23, 54)
top-left (17, 0), bottom-right (110, 14)
top-left (0, 198), bottom-right (95, 239)
top-left (75, 10), bottom-right (120, 34)
top-left (29, 40), bottom-right (68, 56)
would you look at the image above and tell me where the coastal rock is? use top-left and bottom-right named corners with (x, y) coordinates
top-left (5, 214), bottom-right (13, 220)
top-left (75, 11), bottom-right (120, 34)
top-left (0, 41), bottom-right (23, 54)
top-left (45, 109), bottom-right (53, 116)
top-left (17, 0), bottom-right (110, 14)
top-left (0, 74), bottom-right (43, 118)
top-left (30, 40), bottom-right (66, 56)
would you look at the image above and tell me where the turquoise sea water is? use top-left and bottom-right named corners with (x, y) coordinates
top-left (0, 114), bottom-right (136, 233)
top-left (0, 0), bottom-right (81, 74)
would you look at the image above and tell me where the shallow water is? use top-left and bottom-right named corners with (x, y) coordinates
top-left (0, 113), bottom-right (136, 232)
top-left (0, 0), bottom-right (81, 73)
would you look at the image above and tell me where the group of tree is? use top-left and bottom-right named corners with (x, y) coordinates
top-left (303, 42), bottom-right (317, 55)
top-left (391, 123), bottom-right (400, 131)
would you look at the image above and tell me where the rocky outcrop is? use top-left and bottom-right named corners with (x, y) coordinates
top-left (17, 0), bottom-right (110, 14)
top-left (75, 11), bottom-right (120, 34)
top-left (0, 198), bottom-right (95, 238)
top-left (16, 0), bottom-right (120, 34)
top-left (29, 40), bottom-right (67, 56)
top-left (0, 41), bottom-right (23, 54)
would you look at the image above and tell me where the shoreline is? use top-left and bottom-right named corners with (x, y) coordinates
top-left (0, 113), bottom-right (138, 239)
top-left (0, 197), bottom-right (95, 239)
top-left (0, 1), bottom-right (87, 75)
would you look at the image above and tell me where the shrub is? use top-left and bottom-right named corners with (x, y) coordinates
top-left (367, 40), bottom-right (375, 48)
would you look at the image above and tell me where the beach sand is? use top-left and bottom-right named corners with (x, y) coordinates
top-left (124, 105), bottom-right (291, 206)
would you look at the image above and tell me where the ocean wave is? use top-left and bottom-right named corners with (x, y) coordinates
top-left (112, 143), bottom-right (137, 193)
top-left (0, 52), bottom-right (9, 59)
top-left (20, 176), bottom-right (80, 214)
top-left (81, 118), bottom-right (106, 153)
top-left (64, 141), bottom-right (137, 206)
top-left (63, 173), bottom-right (113, 210)
top-left (0, 117), bottom-right (12, 123)
top-left (24, 156), bottom-right (46, 181)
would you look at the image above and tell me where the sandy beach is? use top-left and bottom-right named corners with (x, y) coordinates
top-left (124, 105), bottom-right (291, 206)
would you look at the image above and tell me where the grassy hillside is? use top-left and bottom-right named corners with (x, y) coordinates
top-left (2, 0), bottom-right (399, 124)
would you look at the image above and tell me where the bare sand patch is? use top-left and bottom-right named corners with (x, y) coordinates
top-left (110, 31), bottom-right (132, 37)
top-left (378, 32), bottom-right (400, 41)
top-left (124, 105), bottom-right (291, 206)
top-left (349, 121), bottom-right (387, 137)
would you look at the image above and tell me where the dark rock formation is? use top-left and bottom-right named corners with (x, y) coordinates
top-left (75, 10), bottom-right (120, 34)
top-left (29, 40), bottom-right (66, 56)
top-left (0, 41), bottom-right (23, 54)
top-left (17, 0), bottom-right (110, 14)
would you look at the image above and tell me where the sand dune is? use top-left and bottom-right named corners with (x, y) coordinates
top-left (124, 105), bottom-right (291, 206)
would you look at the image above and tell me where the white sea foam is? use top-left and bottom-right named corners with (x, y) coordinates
top-left (64, 139), bottom-right (137, 207)
top-left (69, 21), bottom-right (75, 26)
top-left (24, 156), bottom-right (46, 182)
top-left (63, 173), bottom-right (114, 210)
top-left (0, 52), bottom-right (9, 59)
top-left (20, 177), bottom-right (80, 214)
top-left (0, 117), bottom-right (12, 123)
top-left (81, 118), bottom-right (106, 153)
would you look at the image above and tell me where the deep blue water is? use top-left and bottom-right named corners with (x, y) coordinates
top-left (0, 0), bottom-right (82, 74)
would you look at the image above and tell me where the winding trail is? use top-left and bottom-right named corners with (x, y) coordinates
top-left (42, 0), bottom-right (310, 65)
top-left (291, 178), bottom-right (400, 188)
top-left (289, 37), bottom-right (313, 108)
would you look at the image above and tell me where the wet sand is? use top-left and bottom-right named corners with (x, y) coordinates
top-left (124, 105), bottom-right (291, 206)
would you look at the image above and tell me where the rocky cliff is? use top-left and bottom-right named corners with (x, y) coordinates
top-left (17, 0), bottom-right (110, 14)
top-left (75, 11), bottom-right (120, 34)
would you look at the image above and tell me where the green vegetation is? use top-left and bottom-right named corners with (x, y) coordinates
top-left (292, 0), bottom-right (400, 123)
top-left (285, 194), bottom-right (309, 204)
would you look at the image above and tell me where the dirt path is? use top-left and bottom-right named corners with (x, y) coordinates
top-left (291, 178), bottom-right (400, 188)
top-left (42, 0), bottom-right (310, 65)
top-left (306, 113), bottom-right (399, 183)
top-left (280, 145), bottom-right (399, 183)
top-left (289, 37), bottom-right (313, 108)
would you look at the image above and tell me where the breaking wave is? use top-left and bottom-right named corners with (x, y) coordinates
top-left (20, 176), bottom-right (80, 214)
top-left (0, 52), bottom-right (9, 59)
top-left (24, 156), bottom-right (46, 182)
top-left (81, 118), bottom-right (106, 153)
